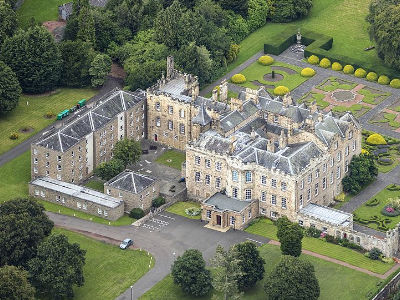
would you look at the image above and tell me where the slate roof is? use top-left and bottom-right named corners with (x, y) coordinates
top-left (106, 170), bottom-right (156, 194)
top-left (204, 192), bottom-right (252, 212)
top-left (31, 177), bottom-right (122, 208)
top-left (258, 95), bottom-right (310, 123)
top-left (192, 103), bottom-right (212, 126)
top-left (220, 101), bottom-right (259, 133)
top-left (36, 90), bottom-right (145, 152)
top-left (299, 203), bottom-right (352, 227)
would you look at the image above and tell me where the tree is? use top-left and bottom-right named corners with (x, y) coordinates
top-left (367, 0), bottom-right (400, 71)
top-left (110, 0), bottom-right (144, 34)
top-left (1, 26), bottom-right (61, 94)
top-left (94, 158), bottom-right (125, 181)
top-left (89, 54), bottom-right (112, 87)
top-left (28, 234), bottom-right (86, 299)
top-left (276, 216), bottom-right (303, 257)
top-left (171, 249), bottom-right (212, 296)
top-left (0, 265), bottom-right (35, 300)
top-left (264, 255), bottom-right (320, 300)
top-left (72, 0), bottom-right (89, 15)
top-left (269, 0), bottom-right (313, 23)
top-left (233, 241), bottom-right (265, 291)
top-left (77, 6), bottom-right (96, 44)
top-left (0, 1), bottom-right (17, 46)
top-left (175, 42), bottom-right (213, 85)
top-left (0, 198), bottom-right (53, 267)
top-left (226, 12), bottom-right (249, 43)
top-left (342, 154), bottom-right (378, 195)
top-left (113, 138), bottom-right (142, 166)
top-left (210, 245), bottom-right (243, 300)
top-left (247, 0), bottom-right (268, 32)
top-left (0, 61), bottom-right (21, 113)
top-left (218, 0), bottom-right (248, 17)
top-left (59, 40), bottom-right (95, 87)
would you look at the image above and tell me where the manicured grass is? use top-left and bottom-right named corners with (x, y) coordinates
top-left (245, 218), bottom-right (394, 274)
top-left (224, 0), bottom-right (397, 78)
top-left (155, 150), bottom-right (186, 170)
top-left (317, 77), bottom-right (357, 92)
top-left (53, 227), bottom-right (154, 300)
top-left (234, 60), bottom-right (308, 94)
top-left (166, 201), bottom-right (202, 220)
top-left (84, 179), bottom-right (105, 192)
top-left (140, 244), bottom-right (381, 300)
top-left (333, 194), bottom-right (353, 209)
top-left (17, 0), bottom-right (66, 28)
top-left (332, 104), bottom-right (371, 118)
top-left (371, 113), bottom-right (400, 129)
top-left (299, 92), bottom-right (330, 108)
top-left (354, 186), bottom-right (400, 231)
top-left (358, 88), bottom-right (390, 105)
top-left (0, 88), bottom-right (96, 155)
top-left (0, 151), bottom-right (134, 226)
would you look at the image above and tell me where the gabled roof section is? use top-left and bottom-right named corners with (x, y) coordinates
top-left (192, 103), bottom-right (212, 126)
top-left (106, 170), bottom-right (156, 194)
top-left (220, 101), bottom-right (259, 133)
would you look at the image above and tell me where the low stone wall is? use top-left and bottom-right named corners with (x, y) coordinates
top-left (372, 271), bottom-right (400, 300)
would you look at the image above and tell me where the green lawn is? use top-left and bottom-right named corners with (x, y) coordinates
top-left (222, 0), bottom-right (397, 78)
top-left (17, 0), bottom-right (66, 28)
top-left (333, 194), bottom-right (353, 209)
top-left (0, 88), bottom-right (96, 156)
top-left (53, 228), bottom-right (154, 300)
top-left (166, 201), bottom-right (201, 220)
top-left (0, 151), bottom-right (135, 226)
top-left (155, 150), bottom-right (186, 170)
top-left (354, 186), bottom-right (400, 231)
top-left (140, 244), bottom-right (381, 300)
top-left (84, 179), bottom-right (105, 192)
top-left (235, 60), bottom-right (308, 94)
top-left (245, 218), bottom-right (394, 274)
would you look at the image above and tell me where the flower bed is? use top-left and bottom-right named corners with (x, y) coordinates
top-left (185, 207), bottom-right (201, 216)
top-left (381, 205), bottom-right (400, 217)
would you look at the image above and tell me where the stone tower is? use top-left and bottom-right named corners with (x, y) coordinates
top-left (166, 56), bottom-right (174, 80)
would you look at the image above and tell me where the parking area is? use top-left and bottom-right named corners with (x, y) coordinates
top-left (140, 213), bottom-right (176, 232)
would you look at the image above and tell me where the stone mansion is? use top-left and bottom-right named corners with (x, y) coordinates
top-left (29, 56), bottom-right (399, 256)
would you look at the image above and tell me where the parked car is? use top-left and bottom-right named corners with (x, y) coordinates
top-left (120, 238), bottom-right (133, 250)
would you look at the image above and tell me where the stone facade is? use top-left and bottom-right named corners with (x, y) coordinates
top-left (31, 89), bottom-right (146, 184)
top-left (29, 177), bottom-right (124, 221)
top-left (104, 170), bottom-right (160, 213)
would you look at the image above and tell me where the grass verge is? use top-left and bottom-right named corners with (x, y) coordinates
top-left (166, 201), bottom-right (201, 220)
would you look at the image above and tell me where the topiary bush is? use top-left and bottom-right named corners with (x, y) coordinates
top-left (9, 132), bottom-right (18, 140)
top-left (368, 248), bottom-right (382, 260)
top-left (343, 65), bottom-right (355, 74)
top-left (378, 75), bottom-right (390, 85)
top-left (319, 58), bottom-right (331, 68)
top-left (366, 198), bottom-right (380, 206)
top-left (366, 133), bottom-right (387, 145)
top-left (366, 72), bottom-right (378, 82)
top-left (152, 196), bottom-right (166, 208)
top-left (387, 184), bottom-right (400, 191)
top-left (231, 73), bottom-right (246, 84)
top-left (300, 67), bottom-right (316, 77)
top-left (354, 68), bottom-right (367, 78)
top-left (129, 208), bottom-right (145, 219)
top-left (378, 157), bottom-right (393, 166)
top-left (331, 62), bottom-right (343, 71)
top-left (390, 79), bottom-right (400, 89)
top-left (273, 85), bottom-right (289, 96)
top-left (258, 55), bottom-right (274, 66)
top-left (307, 55), bottom-right (319, 65)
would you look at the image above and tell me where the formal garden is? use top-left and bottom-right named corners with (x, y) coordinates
top-left (369, 99), bottom-right (400, 132)
top-left (230, 56), bottom-right (312, 95)
top-left (354, 185), bottom-right (400, 232)
top-left (298, 77), bottom-right (390, 118)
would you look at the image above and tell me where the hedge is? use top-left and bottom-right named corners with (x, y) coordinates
top-left (307, 55), bottom-right (319, 65)
top-left (258, 55), bottom-right (274, 66)
top-left (331, 62), bottom-right (342, 71)
top-left (319, 58), bottom-right (331, 68)
top-left (231, 73), bottom-right (246, 84)
top-left (300, 67), bottom-right (316, 77)
top-left (343, 65), bottom-right (355, 74)
top-left (354, 68), bottom-right (367, 78)
top-left (263, 26), bottom-right (400, 78)
top-left (130, 208), bottom-right (145, 219)
top-left (273, 85), bottom-right (289, 96)
top-left (366, 72), bottom-right (378, 82)
top-left (390, 79), bottom-right (400, 89)
top-left (378, 75), bottom-right (390, 85)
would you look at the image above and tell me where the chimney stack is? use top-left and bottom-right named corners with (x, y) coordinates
top-left (267, 139), bottom-right (276, 153)
top-left (220, 79), bottom-right (228, 103)
top-left (279, 129), bottom-right (288, 149)
top-left (250, 127), bottom-right (256, 139)
top-left (229, 136), bottom-right (237, 154)
top-left (212, 88), bottom-right (218, 102)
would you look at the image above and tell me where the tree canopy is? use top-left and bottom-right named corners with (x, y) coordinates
top-left (269, 0), bottom-right (313, 23)
top-left (94, 158), bottom-right (125, 181)
top-left (0, 198), bottom-right (54, 267)
top-left (171, 249), bottom-right (212, 296)
top-left (113, 138), bottom-right (142, 166)
top-left (28, 234), bottom-right (86, 299)
top-left (264, 255), bottom-right (320, 300)
top-left (0, 265), bottom-right (35, 300)
top-left (277, 216), bottom-right (304, 257)
top-left (367, 0), bottom-right (400, 71)
top-left (233, 241), bottom-right (265, 291)
top-left (0, 60), bottom-right (21, 113)
top-left (89, 54), bottom-right (112, 87)
top-left (342, 154), bottom-right (378, 195)
top-left (1, 26), bottom-right (61, 94)
top-left (0, 0), bottom-right (17, 46)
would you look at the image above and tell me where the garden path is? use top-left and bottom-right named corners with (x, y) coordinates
top-left (268, 239), bottom-right (400, 279)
